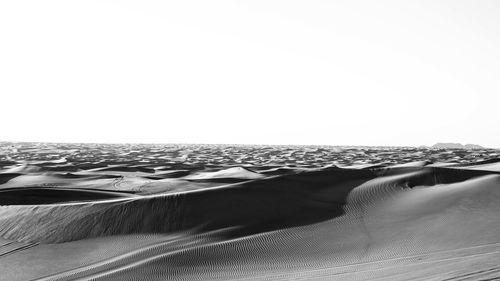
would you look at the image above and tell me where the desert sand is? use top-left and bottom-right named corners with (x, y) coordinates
top-left (0, 142), bottom-right (500, 280)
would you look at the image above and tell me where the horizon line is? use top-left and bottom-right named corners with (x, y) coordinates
top-left (0, 140), bottom-right (496, 150)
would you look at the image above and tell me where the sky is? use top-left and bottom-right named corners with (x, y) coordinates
top-left (1, 1), bottom-right (499, 147)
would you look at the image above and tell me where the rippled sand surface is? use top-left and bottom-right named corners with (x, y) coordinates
top-left (1, 142), bottom-right (500, 281)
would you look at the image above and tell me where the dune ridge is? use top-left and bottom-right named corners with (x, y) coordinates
top-left (5, 167), bottom-right (498, 280)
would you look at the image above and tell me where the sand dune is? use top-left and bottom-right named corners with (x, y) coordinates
top-left (0, 187), bottom-right (135, 205)
top-left (1, 143), bottom-right (500, 280)
top-left (183, 167), bottom-right (264, 180)
top-left (459, 158), bottom-right (500, 172)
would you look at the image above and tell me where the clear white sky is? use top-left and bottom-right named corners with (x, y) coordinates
top-left (1, 1), bottom-right (499, 147)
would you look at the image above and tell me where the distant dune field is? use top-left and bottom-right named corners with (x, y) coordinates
top-left (1, 143), bottom-right (500, 280)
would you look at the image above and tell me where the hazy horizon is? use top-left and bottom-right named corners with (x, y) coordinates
top-left (2, 1), bottom-right (499, 147)
top-left (1, 140), bottom-right (496, 150)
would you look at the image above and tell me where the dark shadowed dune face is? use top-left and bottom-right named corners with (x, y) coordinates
top-left (1, 142), bottom-right (500, 281)
top-left (0, 187), bottom-right (135, 205)
top-left (0, 173), bottom-right (21, 185)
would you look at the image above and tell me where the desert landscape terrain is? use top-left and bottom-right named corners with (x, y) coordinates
top-left (1, 142), bottom-right (500, 280)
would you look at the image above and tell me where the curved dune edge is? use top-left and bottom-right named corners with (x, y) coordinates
top-left (0, 167), bottom-right (497, 243)
top-left (0, 167), bottom-right (377, 243)
top-left (1, 166), bottom-right (500, 280)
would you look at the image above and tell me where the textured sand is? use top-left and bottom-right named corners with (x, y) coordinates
top-left (1, 142), bottom-right (500, 280)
